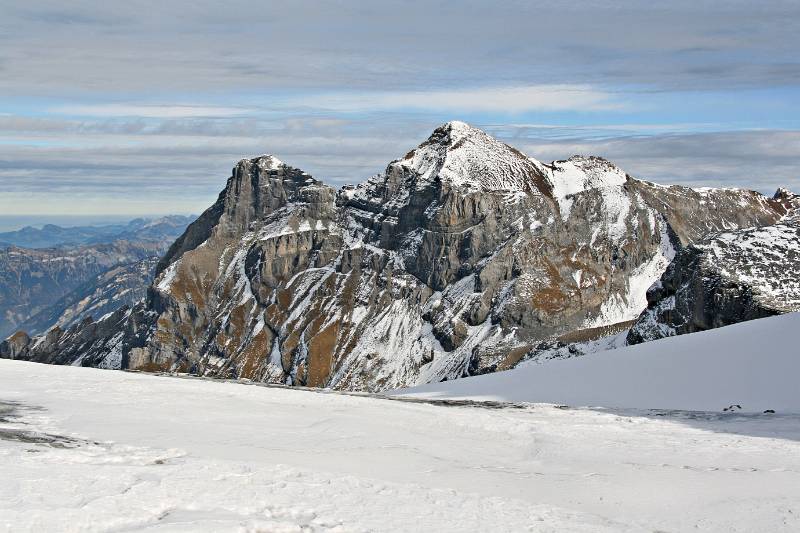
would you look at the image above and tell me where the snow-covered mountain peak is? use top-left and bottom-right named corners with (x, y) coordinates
top-left (233, 154), bottom-right (286, 173)
top-left (4, 124), bottom-right (791, 394)
top-left (544, 155), bottom-right (631, 222)
top-left (772, 187), bottom-right (800, 220)
top-left (548, 156), bottom-right (628, 197)
top-left (393, 121), bottom-right (551, 195)
top-left (251, 154), bottom-right (285, 171)
top-left (441, 119), bottom-right (473, 135)
top-left (416, 120), bottom-right (486, 144)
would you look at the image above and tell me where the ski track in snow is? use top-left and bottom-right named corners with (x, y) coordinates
top-left (1, 358), bottom-right (800, 532)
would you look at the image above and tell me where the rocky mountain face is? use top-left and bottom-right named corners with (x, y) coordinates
top-left (628, 189), bottom-right (800, 344)
top-left (1, 122), bottom-right (789, 391)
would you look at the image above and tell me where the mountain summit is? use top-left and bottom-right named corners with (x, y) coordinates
top-left (390, 120), bottom-right (553, 195)
top-left (1, 122), bottom-right (793, 390)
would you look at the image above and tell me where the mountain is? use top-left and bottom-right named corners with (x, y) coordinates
top-left (0, 215), bottom-right (195, 249)
top-left (477, 188), bottom-right (800, 362)
top-left (628, 189), bottom-right (800, 343)
top-left (12, 257), bottom-right (158, 337)
top-left (0, 242), bottom-right (164, 338)
top-left (87, 216), bottom-right (197, 245)
top-left (395, 311), bottom-right (800, 412)
top-left (0, 216), bottom-right (194, 338)
top-left (0, 122), bottom-right (789, 391)
top-left (0, 223), bottom-right (124, 249)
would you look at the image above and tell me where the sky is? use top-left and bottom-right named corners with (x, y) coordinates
top-left (1, 0), bottom-right (799, 218)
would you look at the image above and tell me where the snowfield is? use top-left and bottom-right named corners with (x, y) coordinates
top-left (396, 313), bottom-right (800, 413)
top-left (2, 347), bottom-right (800, 532)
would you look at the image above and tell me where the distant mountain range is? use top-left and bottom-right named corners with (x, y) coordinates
top-left (0, 216), bottom-right (194, 338)
top-left (2, 122), bottom-right (797, 391)
top-left (0, 215), bottom-right (195, 249)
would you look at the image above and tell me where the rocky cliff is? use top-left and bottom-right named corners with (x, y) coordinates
top-left (628, 190), bottom-right (800, 344)
top-left (1, 122), bottom-right (788, 391)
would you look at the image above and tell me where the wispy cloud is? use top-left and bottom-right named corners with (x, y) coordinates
top-left (51, 104), bottom-right (254, 118)
top-left (512, 129), bottom-right (800, 192)
top-left (297, 85), bottom-right (624, 113)
top-left (46, 85), bottom-right (621, 120)
top-left (3, 1), bottom-right (800, 95)
top-left (1, 112), bottom-right (797, 219)
top-left (0, 1), bottom-right (798, 216)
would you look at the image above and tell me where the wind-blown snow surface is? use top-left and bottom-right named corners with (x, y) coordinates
top-left (396, 313), bottom-right (800, 413)
top-left (2, 358), bottom-right (800, 532)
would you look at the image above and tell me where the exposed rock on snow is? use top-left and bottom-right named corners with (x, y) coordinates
top-left (395, 312), bottom-right (800, 413)
top-left (628, 219), bottom-right (800, 344)
top-left (770, 187), bottom-right (800, 221)
top-left (1, 122), bottom-right (789, 391)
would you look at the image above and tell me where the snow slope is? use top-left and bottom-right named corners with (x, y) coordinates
top-left (395, 312), bottom-right (800, 413)
top-left (2, 359), bottom-right (800, 532)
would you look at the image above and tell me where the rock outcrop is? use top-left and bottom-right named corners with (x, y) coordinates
top-left (628, 216), bottom-right (800, 344)
top-left (2, 122), bottom-right (789, 391)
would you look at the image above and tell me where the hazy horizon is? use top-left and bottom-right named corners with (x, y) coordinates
top-left (0, 214), bottom-right (196, 233)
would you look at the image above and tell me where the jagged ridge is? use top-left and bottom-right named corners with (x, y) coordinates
top-left (628, 203), bottom-right (800, 343)
top-left (1, 122), bottom-right (789, 391)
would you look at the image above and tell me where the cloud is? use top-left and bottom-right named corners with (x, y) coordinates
top-left (1, 1), bottom-right (799, 95)
top-left (51, 104), bottom-right (254, 118)
top-left (294, 85), bottom-right (623, 113)
top-left (0, 112), bottom-right (429, 217)
top-left (0, 1), bottom-right (798, 216)
top-left (44, 85), bottom-right (620, 120)
top-left (1, 112), bottom-right (797, 219)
